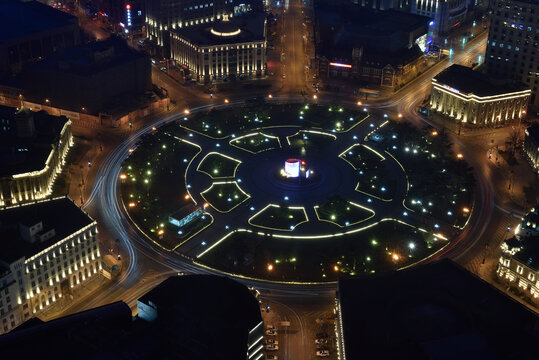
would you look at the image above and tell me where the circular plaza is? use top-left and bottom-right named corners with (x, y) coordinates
top-left (119, 102), bottom-right (475, 282)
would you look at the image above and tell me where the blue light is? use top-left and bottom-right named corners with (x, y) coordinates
top-left (201, 241), bottom-right (206, 246)
top-left (403, 211), bottom-right (408, 216)
top-left (284, 196), bottom-right (289, 201)
top-left (429, 20), bottom-right (434, 26)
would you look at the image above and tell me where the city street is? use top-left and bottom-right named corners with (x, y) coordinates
top-left (40, 1), bottom-right (538, 358)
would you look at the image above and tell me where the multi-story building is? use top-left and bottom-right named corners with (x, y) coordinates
top-left (485, 0), bottom-right (539, 107)
top-left (0, 106), bottom-right (73, 207)
top-left (146, 0), bottom-right (263, 56)
top-left (315, 4), bottom-right (430, 88)
top-left (497, 205), bottom-right (539, 304)
top-left (524, 123), bottom-right (539, 173)
top-left (0, 0), bottom-right (80, 76)
top-left (336, 259), bottom-right (538, 360)
top-left (97, 0), bottom-right (146, 33)
top-left (170, 13), bottom-right (266, 82)
top-left (410, 0), bottom-right (468, 36)
top-left (430, 64), bottom-right (530, 126)
top-left (0, 196), bottom-right (100, 334)
top-left (20, 37), bottom-right (151, 118)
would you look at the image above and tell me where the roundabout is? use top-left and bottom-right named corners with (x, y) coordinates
top-left (118, 102), bottom-right (475, 282)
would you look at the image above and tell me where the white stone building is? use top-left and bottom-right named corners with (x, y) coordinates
top-left (0, 197), bottom-right (101, 334)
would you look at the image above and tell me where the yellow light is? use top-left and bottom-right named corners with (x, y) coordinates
top-left (392, 253), bottom-right (400, 261)
top-left (120, 174), bottom-right (127, 180)
top-left (152, 126), bottom-right (157, 131)
top-left (184, 194), bottom-right (190, 200)
top-left (268, 94), bottom-right (273, 98)
top-left (184, 109), bottom-right (190, 114)
top-left (128, 202), bottom-right (136, 207)
top-left (398, 113), bottom-right (403, 118)
top-left (313, 94), bottom-right (317, 99)
top-left (128, 148), bottom-right (134, 153)
top-left (157, 229), bottom-right (165, 235)
top-left (224, 99), bottom-right (229, 103)
top-left (356, 101), bottom-right (362, 105)
top-left (463, 207), bottom-right (470, 213)
top-left (334, 265), bottom-right (339, 271)
top-left (457, 153), bottom-right (463, 159)
top-left (267, 264), bottom-right (273, 271)
top-left (431, 130), bottom-right (438, 136)
top-left (203, 202), bottom-right (209, 208)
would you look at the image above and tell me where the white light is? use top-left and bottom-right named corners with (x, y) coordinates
top-left (403, 211), bottom-right (408, 216)
top-left (409, 242), bottom-right (415, 249)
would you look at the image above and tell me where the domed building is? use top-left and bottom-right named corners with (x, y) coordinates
top-left (170, 13), bottom-right (266, 83)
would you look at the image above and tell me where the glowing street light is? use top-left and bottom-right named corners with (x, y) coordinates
top-left (431, 130), bottom-right (438, 136)
top-left (333, 265), bottom-right (339, 272)
top-left (398, 113), bottom-right (403, 118)
top-left (152, 126), bottom-right (157, 131)
top-left (313, 94), bottom-right (318, 100)
top-left (457, 153), bottom-right (464, 159)
top-left (267, 264), bottom-right (274, 271)
top-left (119, 174), bottom-right (127, 180)
top-left (356, 101), bottom-right (362, 106)
top-left (268, 94), bottom-right (273, 99)
top-left (462, 207), bottom-right (470, 213)
top-left (184, 194), bottom-right (190, 200)
top-left (128, 202), bottom-right (136, 208)
top-left (184, 109), bottom-right (190, 115)
top-left (224, 99), bottom-right (229, 103)
top-left (392, 253), bottom-right (400, 261)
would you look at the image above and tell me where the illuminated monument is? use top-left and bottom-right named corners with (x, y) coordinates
top-left (281, 159), bottom-right (311, 180)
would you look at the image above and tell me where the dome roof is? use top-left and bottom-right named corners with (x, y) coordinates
top-left (210, 15), bottom-right (241, 37)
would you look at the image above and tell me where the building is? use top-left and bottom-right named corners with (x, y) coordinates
top-left (0, 196), bottom-right (100, 334)
top-left (497, 205), bottom-right (539, 304)
top-left (485, 0), bottom-right (539, 107)
top-left (146, 0), bottom-right (263, 56)
top-left (335, 259), bottom-right (538, 360)
top-left (0, 0), bottom-right (80, 76)
top-left (169, 203), bottom-right (203, 228)
top-left (0, 106), bottom-right (73, 207)
top-left (524, 123), bottom-right (539, 172)
top-left (170, 13), bottom-right (267, 82)
top-left (19, 37), bottom-right (151, 118)
top-left (315, 4), bottom-right (430, 88)
top-left (137, 275), bottom-right (264, 360)
top-left (430, 64), bottom-right (530, 126)
top-left (410, 0), bottom-right (468, 36)
top-left (97, 0), bottom-right (146, 34)
top-left (0, 275), bottom-right (264, 358)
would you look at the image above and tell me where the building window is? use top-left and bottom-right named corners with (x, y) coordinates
top-left (517, 265), bottom-right (524, 274)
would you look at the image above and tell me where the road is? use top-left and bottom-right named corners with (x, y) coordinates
top-left (40, 1), bottom-right (537, 359)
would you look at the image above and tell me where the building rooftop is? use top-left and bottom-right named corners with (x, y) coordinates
top-left (526, 123), bottom-right (539, 144)
top-left (138, 275), bottom-right (262, 360)
top-left (0, 106), bottom-right (69, 178)
top-left (0, 0), bottom-right (77, 42)
top-left (434, 64), bottom-right (529, 97)
top-left (27, 37), bottom-right (148, 77)
top-left (0, 197), bottom-right (94, 264)
top-left (338, 259), bottom-right (539, 360)
top-left (171, 13), bottom-right (265, 46)
top-left (513, 236), bottom-right (539, 271)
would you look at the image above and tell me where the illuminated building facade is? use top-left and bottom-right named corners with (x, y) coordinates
top-left (0, 107), bottom-right (73, 208)
top-left (316, 5), bottom-right (429, 88)
top-left (410, 0), bottom-right (468, 36)
top-left (497, 205), bottom-right (539, 304)
top-left (430, 64), bottom-right (530, 126)
top-left (485, 0), bottom-right (539, 106)
top-left (170, 13), bottom-right (266, 82)
top-left (146, 0), bottom-right (263, 56)
top-left (0, 197), bottom-right (100, 334)
top-left (524, 123), bottom-right (539, 173)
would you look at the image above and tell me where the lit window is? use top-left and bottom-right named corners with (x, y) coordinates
top-left (529, 273), bottom-right (535, 281)
top-left (517, 265), bottom-right (523, 274)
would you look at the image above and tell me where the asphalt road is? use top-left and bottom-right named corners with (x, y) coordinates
top-left (41, 2), bottom-right (538, 359)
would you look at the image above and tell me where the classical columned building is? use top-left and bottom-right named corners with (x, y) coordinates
top-left (430, 65), bottom-right (530, 126)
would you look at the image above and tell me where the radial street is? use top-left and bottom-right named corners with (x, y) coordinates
top-left (40, 1), bottom-right (538, 359)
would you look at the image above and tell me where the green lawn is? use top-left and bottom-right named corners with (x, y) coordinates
top-left (201, 182), bottom-right (250, 212)
top-left (197, 152), bottom-right (241, 179)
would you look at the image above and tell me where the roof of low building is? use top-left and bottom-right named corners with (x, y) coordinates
top-left (0, 106), bottom-right (69, 178)
top-left (0, 0), bottom-right (77, 42)
top-left (0, 197), bottom-right (94, 264)
top-left (434, 64), bottom-right (529, 97)
top-left (338, 259), bottom-right (539, 360)
top-left (171, 13), bottom-right (265, 47)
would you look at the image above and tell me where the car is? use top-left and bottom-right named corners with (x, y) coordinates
top-left (265, 344), bottom-right (279, 351)
top-left (315, 339), bottom-right (327, 345)
top-left (266, 355), bottom-right (278, 360)
top-left (266, 324), bottom-right (275, 330)
top-left (315, 332), bottom-right (328, 339)
top-left (265, 339), bottom-right (279, 345)
top-left (266, 329), bottom-right (277, 336)
top-left (316, 350), bottom-right (330, 357)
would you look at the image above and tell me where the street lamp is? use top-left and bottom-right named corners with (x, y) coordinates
top-left (184, 109), bottom-right (190, 115)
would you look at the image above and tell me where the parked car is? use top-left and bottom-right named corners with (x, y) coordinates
top-left (266, 329), bottom-right (277, 336)
top-left (266, 355), bottom-right (278, 360)
top-left (315, 332), bottom-right (328, 339)
top-left (265, 339), bottom-right (279, 345)
top-left (266, 324), bottom-right (275, 330)
top-left (315, 339), bottom-right (327, 345)
top-left (316, 350), bottom-right (330, 357)
top-left (265, 344), bottom-right (279, 351)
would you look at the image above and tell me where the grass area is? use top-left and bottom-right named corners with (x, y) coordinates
top-left (197, 152), bottom-right (241, 179)
top-left (166, 212), bottom-right (213, 250)
top-left (377, 121), bottom-right (475, 228)
top-left (248, 204), bottom-right (308, 231)
top-left (340, 144), bottom-right (394, 200)
top-left (120, 123), bottom-right (202, 250)
top-left (183, 103), bottom-right (369, 138)
top-left (230, 132), bottom-right (281, 153)
top-left (199, 221), bottom-right (445, 282)
top-left (315, 195), bottom-right (374, 227)
top-left (287, 130), bottom-right (336, 151)
top-left (201, 182), bottom-right (250, 212)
